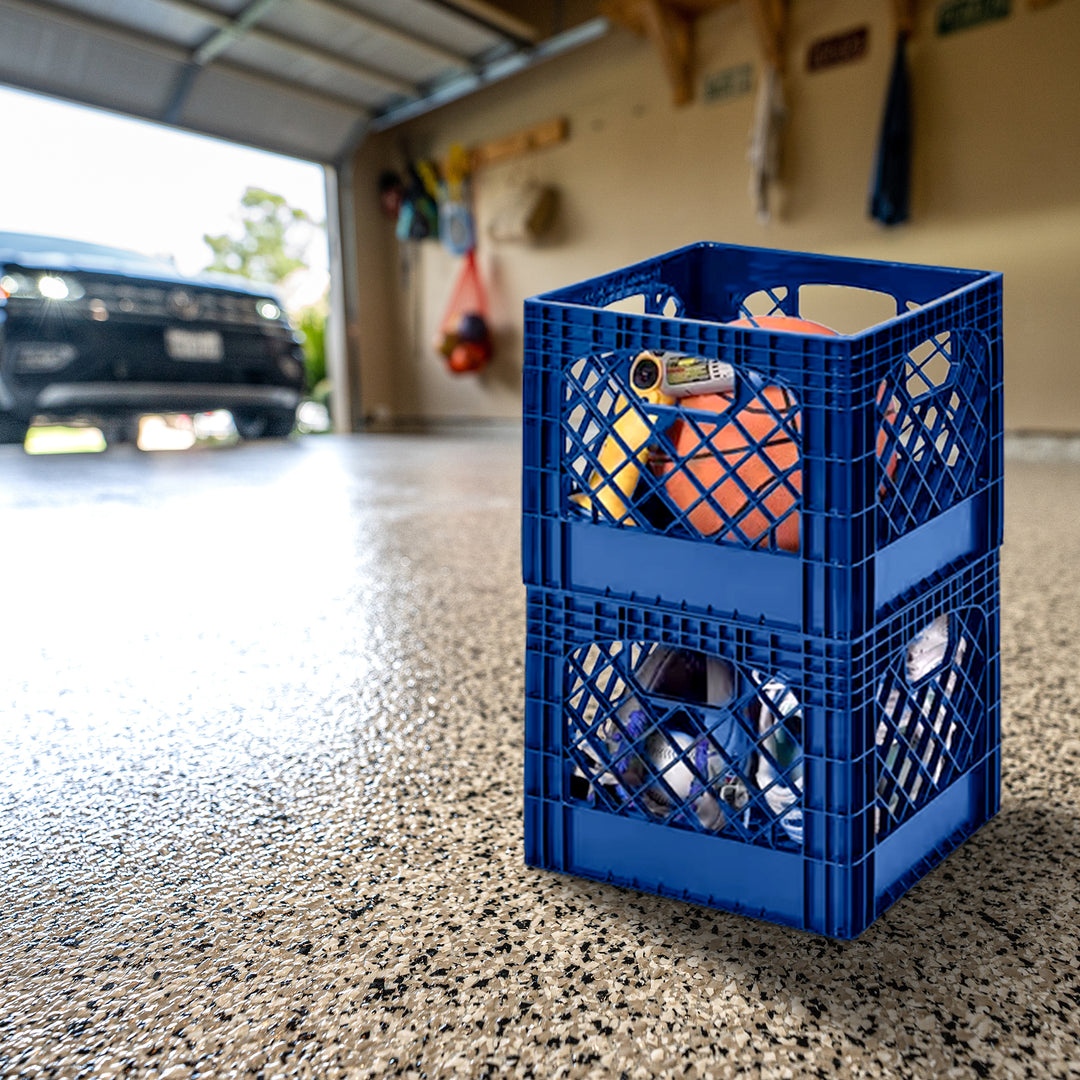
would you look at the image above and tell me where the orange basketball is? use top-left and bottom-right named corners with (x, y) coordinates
top-left (727, 315), bottom-right (836, 336)
top-left (654, 384), bottom-right (803, 550)
top-left (651, 316), bottom-right (898, 551)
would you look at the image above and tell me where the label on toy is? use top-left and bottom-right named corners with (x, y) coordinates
top-left (664, 355), bottom-right (735, 394)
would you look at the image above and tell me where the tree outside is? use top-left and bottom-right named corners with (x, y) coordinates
top-left (204, 186), bottom-right (330, 411)
top-left (204, 186), bottom-right (317, 283)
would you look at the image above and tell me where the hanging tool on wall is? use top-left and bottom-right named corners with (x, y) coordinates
top-left (747, 62), bottom-right (785, 223)
top-left (869, 18), bottom-right (913, 226)
top-left (744, 0), bottom-right (790, 223)
top-left (377, 170), bottom-right (405, 221)
top-left (395, 159), bottom-right (440, 242)
top-left (489, 179), bottom-right (561, 244)
top-left (438, 143), bottom-right (476, 256)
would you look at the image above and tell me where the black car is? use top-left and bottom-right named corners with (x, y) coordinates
top-left (0, 231), bottom-right (306, 445)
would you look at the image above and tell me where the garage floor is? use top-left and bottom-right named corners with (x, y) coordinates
top-left (2, 431), bottom-right (1078, 1080)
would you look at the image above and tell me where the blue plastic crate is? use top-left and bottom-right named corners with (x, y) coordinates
top-left (523, 552), bottom-right (1001, 939)
top-left (522, 242), bottom-right (1003, 636)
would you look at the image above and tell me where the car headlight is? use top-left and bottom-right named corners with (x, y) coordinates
top-left (1, 271), bottom-right (85, 301)
top-left (1, 272), bottom-right (33, 297)
top-left (38, 274), bottom-right (80, 300)
top-left (257, 299), bottom-right (282, 321)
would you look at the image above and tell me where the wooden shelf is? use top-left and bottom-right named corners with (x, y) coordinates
top-left (470, 117), bottom-right (569, 170)
top-left (600, 0), bottom-right (739, 104)
top-left (744, 0), bottom-right (788, 72)
top-left (601, 0), bottom-right (795, 103)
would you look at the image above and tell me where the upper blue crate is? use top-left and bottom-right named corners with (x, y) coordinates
top-left (522, 242), bottom-right (1003, 636)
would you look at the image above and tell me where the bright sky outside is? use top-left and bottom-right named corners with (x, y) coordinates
top-left (0, 86), bottom-right (329, 286)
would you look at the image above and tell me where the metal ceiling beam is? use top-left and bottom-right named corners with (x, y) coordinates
top-left (2, 0), bottom-right (373, 122)
top-left (367, 15), bottom-right (609, 132)
top-left (193, 0), bottom-right (287, 65)
top-left (164, 0), bottom-right (287, 122)
top-left (298, 0), bottom-right (473, 69)
top-left (155, 0), bottom-right (421, 97)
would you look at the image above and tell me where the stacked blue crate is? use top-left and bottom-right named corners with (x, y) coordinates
top-left (521, 242), bottom-right (1002, 938)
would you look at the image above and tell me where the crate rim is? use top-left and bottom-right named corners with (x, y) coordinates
top-left (526, 240), bottom-right (1001, 342)
top-left (527, 546), bottom-right (1000, 651)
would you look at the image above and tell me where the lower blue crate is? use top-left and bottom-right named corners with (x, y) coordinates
top-left (525, 749), bottom-right (998, 938)
top-left (873, 745), bottom-right (999, 906)
top-left (527, 797), bottom-right (806, 927)
top-left (522, 551), bottom-right (1001, 938)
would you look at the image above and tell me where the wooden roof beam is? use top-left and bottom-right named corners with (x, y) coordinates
top-left (639, 0), bottom-right (694, 106)
top-left (601, 0), bottom-right (737, 105)
top-left (417, 0), bottom-right (539, 47)
top-left (743, 0), bottom-right (788, 72)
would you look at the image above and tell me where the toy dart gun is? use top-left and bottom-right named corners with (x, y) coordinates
top-left (572, 350), bottom-right (735, 522)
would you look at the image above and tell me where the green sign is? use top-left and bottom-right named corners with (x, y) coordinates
top-left (937, 0), bottom-right (1011, 35)
top-left (704, 63), bottom-right (754, 104)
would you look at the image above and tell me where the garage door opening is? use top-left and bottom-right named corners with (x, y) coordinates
top-left (0, 86), bottom-right (336, 453)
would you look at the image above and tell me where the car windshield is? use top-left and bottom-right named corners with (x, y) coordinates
top-left (0, 232), bottom-right (174, 273)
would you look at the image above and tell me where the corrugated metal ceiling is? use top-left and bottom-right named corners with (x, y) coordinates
top-left (0, 0), bottom-right (607, 162)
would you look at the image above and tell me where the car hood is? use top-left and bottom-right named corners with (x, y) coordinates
top-left (0, 237), bottom-right (279, 300)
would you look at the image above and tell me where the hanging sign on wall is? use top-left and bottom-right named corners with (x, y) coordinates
top-left (703, 63), bottom-right (754, 104)
top-left (807, 27), bottom-right (869, 72)
top-left (936, 0), bottom-right (1011, 35)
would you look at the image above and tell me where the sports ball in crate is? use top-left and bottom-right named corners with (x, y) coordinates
top-left (598, 647), bottom-right (751, 833)
top-left (750, 671), bottom-right (804, 846)
top-left (728, 315), bottom-right (836, 336)
top-left (652, 316), bottom-right (896, 550)
top-left (611, 719), bottom-right (749, 833)
top-left (656, 383), bottom-right (802, 549)
top-left (637, 727), bottom-right (728, 831)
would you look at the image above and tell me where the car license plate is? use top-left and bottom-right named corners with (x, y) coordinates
top-left (165, 328), bottom-right (224, 361)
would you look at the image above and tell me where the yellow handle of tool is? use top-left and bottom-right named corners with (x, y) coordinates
top-left (573, 387), bottom-right (673, 523)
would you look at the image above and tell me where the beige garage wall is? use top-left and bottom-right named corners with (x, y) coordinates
top-left (349, 0), bottom-right (1080, 432)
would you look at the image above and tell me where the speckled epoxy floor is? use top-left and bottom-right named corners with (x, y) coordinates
top-left (1, 432), bottom-right (1078, 1080)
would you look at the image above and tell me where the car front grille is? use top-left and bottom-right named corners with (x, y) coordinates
top-left (82, 280), bottom-right (264, 325)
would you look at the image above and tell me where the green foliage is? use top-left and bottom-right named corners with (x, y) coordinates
top-left (296, 304), bottom-right (327, 393)
top-left (203, 187), bottom-right (322, 285)
top-left (205, 186), bottom-right (329, 400)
